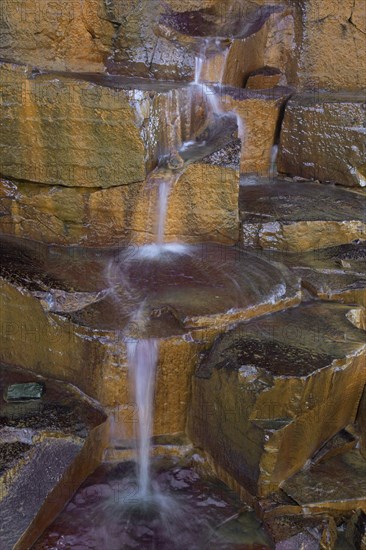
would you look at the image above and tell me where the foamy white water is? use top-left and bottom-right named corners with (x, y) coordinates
top-left (136, 243), bottom-right (189, 259)
top-left (127, 339), bottom-right (158, 497)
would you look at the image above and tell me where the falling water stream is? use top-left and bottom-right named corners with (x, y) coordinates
top-left (126, 339), bottom-right (158, 498)
top-left (127, 36), bottom-right (241, 499)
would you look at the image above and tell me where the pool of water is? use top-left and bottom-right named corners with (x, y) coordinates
top-left (33, 458), bottom-right (272, 550)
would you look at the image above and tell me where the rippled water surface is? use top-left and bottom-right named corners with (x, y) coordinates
top-left (33, 459), bottom-right (271, 550)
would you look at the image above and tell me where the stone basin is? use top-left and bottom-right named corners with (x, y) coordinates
top-left (0, 236), bottom-right (300, 441)
top-left (0, 237), bottom-right (301, 333)
top-left (32, 456), bottom-right (272, 550)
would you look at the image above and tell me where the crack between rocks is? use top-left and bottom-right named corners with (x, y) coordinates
top-left (0, 174), bottom-right (145, 192)
top-left (348, 0), bottom-right (366, 35)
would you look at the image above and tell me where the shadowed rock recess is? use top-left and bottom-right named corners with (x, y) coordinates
top-left (0, 0), bottom-right (365, 548)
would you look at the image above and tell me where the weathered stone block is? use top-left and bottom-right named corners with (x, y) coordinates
top-left (278, 93), bottom-right (366, 187)
top-left (188, 303), bottom-right (366, 497)
top-left (293, 0), bottom-right (366, 91)
top-left (219, 87), bottom-right (292, 175)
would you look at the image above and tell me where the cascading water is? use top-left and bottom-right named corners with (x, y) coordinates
top-left (119, 30), bottom-right (244, 518)
top-left (127, 338), bottom-right (158, 498)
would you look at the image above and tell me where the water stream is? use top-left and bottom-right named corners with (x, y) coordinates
top-left (126, 339), bottom-right (158, 498)
top-left (126, 36), bottom-right (242, 499)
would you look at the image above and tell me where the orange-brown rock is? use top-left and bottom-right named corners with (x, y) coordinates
top-left (218, 87), bottom-right (292, 175)
top-left (311, 430), bottom-right (357, 466)
top-left (0, 62), bottom-right (147, 188)
top-left (240, 180), bottom-right (366, 251)
top-left (181, 5), bottom-right (295, 88)
top-left (278, 93), bottom-right (366, 187)
top-left (0, 0), bottom-right (114, 73)
top-left (0, 161), bottom-right (239, 246)
top-left (246, 67), bottom-right (282, 90)
top-left (188, 303), bottom-right (366, 497)
top-left (0, 0), bottom-right (217, 78)
top-left (293, 0), bottom-right (366, 91)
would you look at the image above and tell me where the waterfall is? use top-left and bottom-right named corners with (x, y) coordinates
top-left (127, 338), bottom-right (158, 497)
top-left (123, 35), bottom-right (242, 501)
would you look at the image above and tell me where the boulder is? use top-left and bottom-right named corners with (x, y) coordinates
top-left (188, 302), bottom-right (366, 497)
top-left (0, 62), bottom-right (146, 188)
top-left (283, 449), bottom-right (366, 515)
top-left (0, 161), bottom-right (239, 246)
top-left (256, 242), bottom-right (366, 307)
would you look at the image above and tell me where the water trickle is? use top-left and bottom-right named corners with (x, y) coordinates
top-left (127, 338), bottom-right (158, 498)
top-left (194, 55), bottom-right (203, 85)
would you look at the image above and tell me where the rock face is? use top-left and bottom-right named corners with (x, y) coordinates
top-left (0, 0), bottom-right (366, 546)
top-left (0, 363), bottom-right (106, 549)
top-left (0, 437), bottom-right (82, 549)
top-left (199, 7), bottom-right (295, 88)
top-left (0, 0), bottom-right (115, 73)
top-left (293, 0), bottom-right (366, 91)
top-left (0, 63), bottom-right (146, 188)
top-left (0, 162), bottom-right (239, 246)
top-left (240, 179), bottom-right (366, 251)
top-left (278, 93), bottom-right (366, 187)
top-left (219, 87), bottom-right (292, 175)
top-left (0, 0), bottom-right (293, 81)
top-left (188, 303), bottom-right (366, 497)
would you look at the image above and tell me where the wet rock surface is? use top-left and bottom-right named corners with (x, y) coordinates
top-left (278, 93), bottom-right (366, 187)
top-left (264, 514), bottom-right (337, 549)
top-left (189, 302), bottom-right (366, 497)
top-left (240, 179), bottom-right (366, 251)
top-left (0, 441), bottom-right (31, 475)
top-left (0, 0), bottom-right (365, 547)
top-left (218, 86), bottom-right (293, 175)
top-left (0, 437), bottom-right (82, 550)
top-left (283, 449), bottom-right (366, 513)
top-left (0, 364), bottom-right (106, 438)
top-left (258, 241), bottom-right (366, 307)
top-left (0, 238), bottom-right (300, 440)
